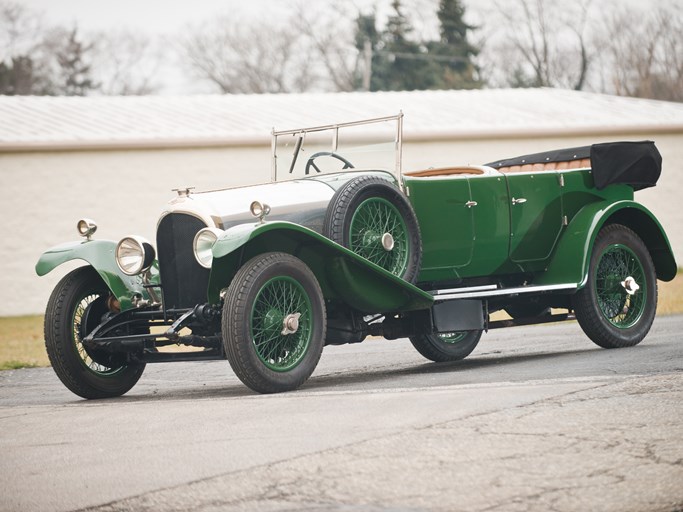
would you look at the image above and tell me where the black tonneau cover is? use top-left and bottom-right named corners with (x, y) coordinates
top-left (485, 141), bottom-right (662, 191)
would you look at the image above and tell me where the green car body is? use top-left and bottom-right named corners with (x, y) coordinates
top-left (36, 115), bottom-right (677, 397)
top-left (36, 240), bottom-right (161, 311)
top-left (405, 171), bottom-right (675, 284)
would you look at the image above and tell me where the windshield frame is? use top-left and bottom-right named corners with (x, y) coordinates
top-left (271, 113), bottom-right (404, 191)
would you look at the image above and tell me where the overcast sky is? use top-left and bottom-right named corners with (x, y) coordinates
top-left (18, 0), bottom-right (405, 93)
top-left (22, 0), bottom-right (382, 33)
top-left (21, 0), bottom-right (663, 33)
top-left (18, 0), bottom-right (449, 94)
top-left (18, 0), bottom-right (668, 94)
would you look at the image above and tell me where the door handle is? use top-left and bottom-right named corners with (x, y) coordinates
top-left (465, 201), bottom-right (478, 208)
top-left (512, 197), bottom-right (527, 205)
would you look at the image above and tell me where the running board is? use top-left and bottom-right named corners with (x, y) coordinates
top-left (430, 283), bottom-right (577, 301)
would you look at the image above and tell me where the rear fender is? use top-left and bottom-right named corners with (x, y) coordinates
top-left (209, 221), bottom-right (433, 313)
top-left (537, 200), bottom-right (677, 288)
top-left (35, 240), bottom-right (159, 310)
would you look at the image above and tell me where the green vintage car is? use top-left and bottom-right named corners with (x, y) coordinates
top-left (36, 114), bottom-right (677, 397)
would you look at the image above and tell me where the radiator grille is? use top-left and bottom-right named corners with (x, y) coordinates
top-left (156, 213), bottom-right (210, 310)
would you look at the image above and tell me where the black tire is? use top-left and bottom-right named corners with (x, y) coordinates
top-left (409, 330), bottom-right (483, 362)
top-left (323, 175), bottom-right (422, 283)
top-left (44, 267), bottom-right (145, 399)
top-left (573, 224), bottom-right (657, 348)
top-left (222, 252), bottom-right (326, 393)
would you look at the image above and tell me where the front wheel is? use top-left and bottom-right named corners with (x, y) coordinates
top-left (222, 252), bottom-right (326, 393)
top-left (44, 267), bottom-right (145, 399)
top-left (409, 330), bottom-right (483, 362)
top-left (573, 224), bottom-right (657, 348)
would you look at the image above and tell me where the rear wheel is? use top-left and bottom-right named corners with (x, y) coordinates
top-left (323, 175), bottom-right (422, 283)
top-left (573, 224), bottom-right (657, 348)
top-left (222, 252), bottom-right (326, 393)
top-left (409, 330), bottom-right (482, 362)
top-left (44, 267), bottom-right (145, 399)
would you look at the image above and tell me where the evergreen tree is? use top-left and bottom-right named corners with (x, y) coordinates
top-left (429, 0), bottom-right (482, 89)
top-left (354, 12), bottom-right (379, 90)
top-left (369, 0), bottom-right (439, 91)
top-left (53, 28), bottom-right (97, 95)
top-left (0, 55), bottom-right (54, 95)
top-left (353, 0), bottom-right (482, 91)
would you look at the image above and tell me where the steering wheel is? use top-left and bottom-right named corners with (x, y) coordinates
top-left (304, 152), bottom-right (355, 175)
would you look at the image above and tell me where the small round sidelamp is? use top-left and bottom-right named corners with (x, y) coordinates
top-left (76, 218), bottom-right (97, 239)
top-left (115, 236), bottom-right (155, 276)
top-left (193, 227), bottom-right (224, 269)
top-left (250, 201), bottom-right (271, 221)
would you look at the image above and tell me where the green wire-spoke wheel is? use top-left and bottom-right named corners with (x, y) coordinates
top-left (223, 252), bottom-right (326, 393)
top-left (73, 293), bottom-right (123, 376)
top-left (251, 276), bottom-right (312, 372)
top-left (574, 224), bottom-right (657, 348)
top-left (323, 175), bottom-right (422, 283)
top-left (438, 332), bottom-right (469, 344)
top-left (349, 197), bottom-right (409, 277)
top-left (595, 245), bottom-right (646, 328)
top-left (409, 330), bottom-right (483, 363)
top-left (44, 267), bottom-right (145, 399)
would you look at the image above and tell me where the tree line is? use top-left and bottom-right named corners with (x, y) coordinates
top-left (1, 0), bottom-right (681, 102)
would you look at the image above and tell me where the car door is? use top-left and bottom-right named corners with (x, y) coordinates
top-left (504, 171), bottom-right (564, 266)
top-left (406, 176), bottom-right (474, 281)
top-left (465, 173), bottom-right (511, 277)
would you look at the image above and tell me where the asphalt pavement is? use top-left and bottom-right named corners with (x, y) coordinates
top-left (1, 315), bottom-right (682, 512)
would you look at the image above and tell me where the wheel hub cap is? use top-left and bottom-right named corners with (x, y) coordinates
top-left (620, 276), bottom-right (640, 296)
top-left (350, 196), bottom-right (409, 277)
top-left (381, 232), bottom-right (395, 251)
top-left (281, 312), bottom-right (301, 335)
top-left (595, 244), bottom-right (647, 329)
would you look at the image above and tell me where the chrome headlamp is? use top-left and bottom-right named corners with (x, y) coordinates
top-left (193, 227), bottom-right (224, 269)
top-left (77, 218), bottom-right (97, 239)
top-left (115, 236), bottom-right (156, 276)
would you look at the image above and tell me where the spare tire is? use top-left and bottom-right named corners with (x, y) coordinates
top-left (322, 175), bottom-right (422, 283)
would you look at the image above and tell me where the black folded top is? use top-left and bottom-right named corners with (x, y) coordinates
top-left (485, 141), bottom-right (662, 191)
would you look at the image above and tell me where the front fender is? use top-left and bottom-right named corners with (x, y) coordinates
top-left (537, 200), bottom-right (677, 288)
top-left (209, 221), bottom-right (434, 313)
top-left (35, 240), bottom-right (158, 310)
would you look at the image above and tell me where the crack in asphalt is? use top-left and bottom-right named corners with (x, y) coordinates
top-left (5, 317), bottom-right (682, 512)
top-left (78, 378), bottom-right (648, 512)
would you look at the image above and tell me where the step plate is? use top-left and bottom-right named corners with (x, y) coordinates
top-left (431, 283), bottom-right (577, 301)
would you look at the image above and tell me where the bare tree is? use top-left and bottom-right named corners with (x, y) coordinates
top-left (0, 1), bottom-right (43, 60)
top-left (0, 1), bottom-right (55, 94)
top-left (46, 27), bottom-right (98, 95)
top-left (482, 0), bottom-right (594, 90)
top-left (293, 4), bottom-right (360, 92)
top-left (598, 3), bottom-right (683, 102)
top-left (180, 14), bottom-right (317, 94)
top-left (89, 30), bottom-right (161, 95)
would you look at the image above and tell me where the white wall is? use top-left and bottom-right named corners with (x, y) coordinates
top-left (2, 146), bottom-right (271, 317)
top-left (2, 132), bottom-right (681, 317)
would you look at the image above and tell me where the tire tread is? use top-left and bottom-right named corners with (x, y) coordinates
top-left (409, 330), bottom-right (482, 362)
top-left (322, 175), bottom-right (422, 283)
top-left (223, 252), bottom-right (325, 393)
top-left (44, 267), bottom-right (144, 399)
top-left (573, 224), bottom-right (657, 348)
